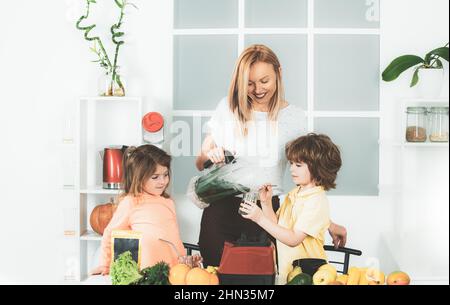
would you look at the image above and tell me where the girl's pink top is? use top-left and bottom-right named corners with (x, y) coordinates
top-left (100, 193), bottom-right (186, 270)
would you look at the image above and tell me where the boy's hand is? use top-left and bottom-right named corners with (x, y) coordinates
top-left (90, 265), bottom-right (109, 276)
top-left (328, 222), bottom-right (347, 248)
top-left (258, 183), bottom-right (273, 205)
top-left (239, 200), bottom-right (263, 223)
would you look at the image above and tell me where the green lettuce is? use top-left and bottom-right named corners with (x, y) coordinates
top-left (110, 251), bottom-right (142, 285)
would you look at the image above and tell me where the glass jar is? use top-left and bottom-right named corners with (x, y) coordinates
top-left (238, 191), bottom-right (258, 216)
top-left (97, 67), bottom-right (126, 97)
top-left (405, 107), bottom-right (427, 142)
top-left (428, 107), bottom-right (449, 142)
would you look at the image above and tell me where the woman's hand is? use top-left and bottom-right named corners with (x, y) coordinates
top-left (258, 183), bottom-right (273, 205)
top-left (328, 222), bottom-right (347, 248)
top-left (206, 146), bottom-right (226, 164)
top-left (90, 265), bottom-right (109, 276)
top-left (239, 200), bottom-right (263, 223)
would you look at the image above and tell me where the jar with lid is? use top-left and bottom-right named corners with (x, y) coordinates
top-left (428, 107), bottom-right (449, 142)
top-left (405, 107), bottom-right (427, 142)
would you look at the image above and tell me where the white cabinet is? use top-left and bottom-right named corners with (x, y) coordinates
top-left (63, 96), bottom-right (143, 282)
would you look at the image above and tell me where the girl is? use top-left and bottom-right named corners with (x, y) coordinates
top-left (91, 144), bottom-right (187, 276)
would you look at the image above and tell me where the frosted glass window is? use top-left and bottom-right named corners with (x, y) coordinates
top-left (315, 0), bottom-right (380, 28)
top-left (282, 118), bottom-right (309, 192)
top-left (170, 116), bottom-right (211, 194)
top-left (245, 35), bottom-right (308, 110)
top-left (174, 35), bottom-right (238, 110)
top-left (174, 0), bottom-right (238, 29)
top-left (245, 0), bottom-right (308, 28)
top-left (315, 35), bottom-right (379, 111)
top-left (314, 118), bottom-right (379, 196)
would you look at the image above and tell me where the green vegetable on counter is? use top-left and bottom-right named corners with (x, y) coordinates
top-left (286, 273), bottom-right (313, 285)
top-left (110, 251), bottom-right (142, 285)
top-left (134, 261), bottom-right (171, 285)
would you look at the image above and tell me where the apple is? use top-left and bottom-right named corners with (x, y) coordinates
top-left (387, 271), bottom-right (410, 285)
top-left (313, 269), bottom-right (336, 285)
top-left (287, 266), bottom-right (303, 283)
top-left (318, 264), bottom-right (337, 281)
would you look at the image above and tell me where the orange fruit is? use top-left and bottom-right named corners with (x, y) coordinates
top-left (185, 267), bottom-right (211, 285)
top-left (169, 263), bottom-right (191, 285)
top-left (209, 273), bottom-right (220, 285)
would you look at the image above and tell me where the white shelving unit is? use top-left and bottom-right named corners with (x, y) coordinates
top-left (65, 96), bottom-right (144, 282)
top-left (386, 97), bottom-right (449, 284)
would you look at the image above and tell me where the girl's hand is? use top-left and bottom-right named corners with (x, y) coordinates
top-left (239, 200), bottom-right (263, 223)
top-left (192, 254), bottom-right (203, 268)
top-left (90, 265), bottom-right (109, 276)
top-left (259, 183), bottom-right (273, 205)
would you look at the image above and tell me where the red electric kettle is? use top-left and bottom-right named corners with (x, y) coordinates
top-left (101, 146), bottom-right (128, 189)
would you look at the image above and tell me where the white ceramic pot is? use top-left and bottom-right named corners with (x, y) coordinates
top-left (416, 68), bottom-right (444, 99)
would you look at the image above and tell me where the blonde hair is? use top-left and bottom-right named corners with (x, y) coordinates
top-left (228, 44), bottom-right (285, 136)
top-left (120, 145), bottom-right (172, 200)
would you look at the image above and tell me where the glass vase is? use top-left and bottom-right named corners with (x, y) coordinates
top-left (98, 67), bottom-right (126, 97)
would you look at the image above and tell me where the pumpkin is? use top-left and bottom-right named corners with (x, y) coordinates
top-left (90, 200), bottom-right (117, 235)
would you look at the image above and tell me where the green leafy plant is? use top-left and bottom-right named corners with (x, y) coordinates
top-left (134, 262), bottom-right (171, 285)
top-left (76, 0), bottom-right (137, 96)
top-left (110, 251), bottom-right (142, 285)
top-left (382, 43), bottom-right (449, 87)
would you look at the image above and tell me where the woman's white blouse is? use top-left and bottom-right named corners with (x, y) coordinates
top-left (206, 97), bottom-right (307, 196)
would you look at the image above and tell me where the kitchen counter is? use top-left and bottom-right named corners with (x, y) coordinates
top-left (83, 275), bottom-right (112, 285)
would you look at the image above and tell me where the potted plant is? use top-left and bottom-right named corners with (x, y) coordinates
top-left (382, 43), bottom-right (449, 98)
top-left (76, 0), bottom-right (137, 96)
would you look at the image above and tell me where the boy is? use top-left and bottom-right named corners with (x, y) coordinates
top-left (240, 133), bottom-right (342, 284)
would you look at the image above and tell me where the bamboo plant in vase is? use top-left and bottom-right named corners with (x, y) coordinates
top-left (76, 0), bottom-right (137, 96)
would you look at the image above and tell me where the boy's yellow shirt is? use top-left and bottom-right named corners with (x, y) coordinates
top-left (276, 186), bottom-right (331, 284)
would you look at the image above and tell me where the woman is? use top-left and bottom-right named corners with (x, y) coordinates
top-left (195, 44), bottom-right (347, 267)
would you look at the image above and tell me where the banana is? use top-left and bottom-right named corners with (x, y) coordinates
top-left (206, 266), bottom-right (219, 275)
top-left (336, 274), bottom-right (348, 285)
top-left (347, 267), bottom-right (360, 285)
top-left (359, 268), bottom-right (369, 285)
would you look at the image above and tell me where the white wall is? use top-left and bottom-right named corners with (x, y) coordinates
top-left (0, 0), bottom-right (174, 283)
top-left (379, 0), bottom-right (449, 281)
top-left (0, 0), bottom-right (448, 283)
